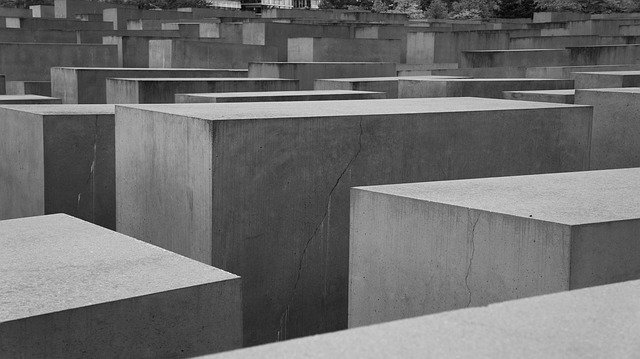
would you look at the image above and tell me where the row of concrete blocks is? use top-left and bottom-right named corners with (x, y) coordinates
top-left (2, 92), bottom-right (639, 346)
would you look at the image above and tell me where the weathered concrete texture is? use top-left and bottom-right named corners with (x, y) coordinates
top-left (0, 7), bottom-right (31, 17)
top-left (175, 90), bottom-right (386, 103)
top-left (572, 70), bottom-right (640, 89)
top-left (399, 78), bottom-right (573, 98)
top-left (509, 35), bottom-right (628, 49)
top-left (10, 17), bottom-right (114, 31)
top-left (0, 214), bottom-right (241, 358)
top-left (406, 30), bottom-right (511, 64)
top-left (349, 168), bottom-right (640, 328)
top-left (568, 44), bottom-right (640, 66)
top-left (6, 80), bottom-right (51, 96)
top-left (249, 62), bottom-right (397, 90)
top-left (525, 64), bottom-right (640, 79)
top-left (314, 76), bottom-right (467, 99)
top-left (575, 87), bottom-right (640, 170)
top-left (0, 105), bottom-right (115, 229)
top-left (149, 39), bottom-right (278, 69)
top-left (103, 7), bottom-right (192, 30)
top-left (503, 89), bottom-right (575, 104)
top-left (55, 0), bottom-right (135, 18)
top-left (242, 22), bottom-right (353, 61)
top-left (52, 67), bottom-right (248, 104)
top-left (30, 5), bottom-right (54, 18)
top-left (107, 78), bottom-right (298, 103)
top-left (0, 95), bottom-right (61, 104)
top-left (430, 66), bottom-right (528, 78)
top-left (461, 49), bottom-right (571, 68)
top-left (102, 35), bottom-right (176, 68)
top-left (0, 28), bottom-right (77, 43)
top-left (288, 38), bottom-right (403, 63)
top-left (0, 43), bottom-right (117, 81)
top-left (203, 279), bottom-right (640, 359)
top-left (115, 98), bottom-right (591, 345)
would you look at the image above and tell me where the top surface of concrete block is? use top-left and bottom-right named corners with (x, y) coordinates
top-left (120, 97), bottom-right (586, 120)
top-left (0, 214), bottom-right (238, 323)
top-left (113, 77), bottom-right (285, 82)
top-left (56, 67), bottom-right (244, 72)
top-left (206, 279), bottom-right (640, 358)
top-left (250, 62), bottom-right (396, 65)
top-left (577, 87), bottom-right (640, 94)
top-left (319, 76), bottom-right (466, 82)
top-left (573, 71), bottom-right (640, 76)
top-left (180, 90), bottom-right (381, 98)
top-left (355, 168), bottom-right (640, 225)
top-left (0, 104), bottom-right (114, 115)
top-left (505, 89), bottom-right (576, 95)
top-left (405, 77), bottom-right (566, 83)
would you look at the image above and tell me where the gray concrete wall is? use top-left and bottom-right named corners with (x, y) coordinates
top-left (460, 49), bottom-right (571, 68)
top-left (175, 90), bottom-right (386, 103)
top-left (115, 98), bottom-right (591, 345)
top-left (288, 38), bottom-right (403, 63)
top-left (399, 78), bottom-right (574, 98)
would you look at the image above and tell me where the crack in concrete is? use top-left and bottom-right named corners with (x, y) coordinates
top-left (277, 117), bottom-right (364, 341)
top-left (465, 209), bottom-right (480, 307)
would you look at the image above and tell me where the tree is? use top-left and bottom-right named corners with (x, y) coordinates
top-left (372, 0), bottom-right (386, 12)
top-left (496, 0), bottom-right (538, 18)
top-left (425, 0), bottom-right (448, 18)
top-left (449, 0), bottom-right (496, 19)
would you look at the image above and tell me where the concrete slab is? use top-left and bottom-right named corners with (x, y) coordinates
top-left (249, 62), bottom-right (397, 90)
top-left (51, 67), bottom-right (248, 104)
top-left (0, 104), bottom-right (115, 229)
top-left (115, 98), bottom-right (591, 345)
top-left (314, 76), bottom-right (468, 98)
top-left (0, 43), bottom-right (117, 81)
top-left (460, 49), bottom-right (571, 68)
top-left (202, 279), bottom-right (640, 358)
top-left (102, 35), bottom-right (179, 68)
top-left (503, 89), bottom-right (575, 104)
top-left (526, 64), bottom-right (640, 79)
top-left (107, 77), bottom-right (298, 104)
top-left (568, 44), bottom-right (640, 66)
top-left (149, 39), bottom-right (278, 69)
top-left (0, 214), bottom-right (241, 358)
top-left (575, 87), bottom-right (640, 170)
top-left (6, 81), bottom-right (51, 96)
top-left (30, 5), bottom-right (54, 18)
top-left (0, 95), bottom-right (61, 104)
top-left (573, 70), bottom-right (640, 89)
top-left (175, 90), bottom-right (386, 103)
top-left (406, 30), bottom-right (511, 64)
top-left (399, 78), bottom-right (574, 98)
top-left (350, 168), bottom-right (640, 327)
top-left (288, 38), bottom-right (403, 63)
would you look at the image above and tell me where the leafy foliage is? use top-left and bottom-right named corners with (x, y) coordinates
top-left (496, 0), bottom-right (538, 18)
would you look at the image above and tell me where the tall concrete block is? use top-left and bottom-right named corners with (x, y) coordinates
top-left (6, 81), bottom-right (51, 96)
top-left (568, 44), bottom-right (640, 66)
top-left (287, 38), bottom-right (403, 63)
top-left (103, 35), bottom-right (178, 68)
top-left (205, 279), bottom-right (640, 358)
top-left (0, 105), bottom-right (115, 229)
top-left (461, 49), bottom-right (571, 68)
top-left (0, 43), bottom-right (117, 81)
top-left (56, 0), bottom-right (135, 18)
top-left (248, 62), bottom-right (396, 90)
top-left (575, 87), bottom-right (640, 170)
top-left (175, 90), bottom-right (386, 103)
top-left (350, 168), bottom-right (640, 327)
top-left (0, 214), bottom-right (241, 358)
top-left (406, 30), bottom-right (511, 65)
top-left (106, 78), bottom-right (298, 103)
top-left (572, 70), bottom-right (640, 89)
top-left (115, 98), bottom-right (591, 345)
top-left (149, 39), bottom-right (278, 69)
top-left (52, 67), bottom-right (248, 104)
top-left (399, 78), bottom-right (574, 98)
top-left (30, 5), bottom-right (55, 18)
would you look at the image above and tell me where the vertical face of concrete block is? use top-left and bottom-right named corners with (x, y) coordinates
top-left (0, 214), bottom-right (242, 358)
top-left (116, 98), bottom-right (591, 345)
top-left (406, 32), bottom-right (436, 64)
top-left (349, 168), bottom-right (640, 328)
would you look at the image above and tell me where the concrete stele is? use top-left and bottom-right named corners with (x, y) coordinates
top-left (174, 90), bottom-right (386, 103)
top-left (503, 89), bottom-right (575, 104)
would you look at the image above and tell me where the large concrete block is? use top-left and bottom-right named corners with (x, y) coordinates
top-left (399, 78), bottom-right (573, 98)
top-left (575, 87), bottom-right (640, 170)
top-left (503, 89), bottom-right (575, 104)
top-left (0, 214), bottom-right (241, 358)
top-left (107, 78), bottom-right (298, 103)
top-left (460, 49), bottom-right (571, 68)
top-left (568, 44), bottom-right (640, 66)
top-left (0, 28), bottom-right (77, 43)
top-left (509, 35), bottom-right (627, 49)
top-left (288, 38), bottom-right (403, 63)
top-left (406, 30), bottom-right (511, 64)
top-left (0, 95), bottom-right (61, 104)
top-left (430, 66), bottom-right (528, 78)
top-left (52, 67), bottom-right (248, 104)
top-left (204, 278), bottom-right (640, 358)
top-left (102, 7), bottom-right (193, 30)
top-left (248, 62), bottom-right (397, 90)
top-left (0, 105), bottom-right (115, 229)
top-left (103, 35), bottom-right (179, 68)
top-left (0, 43), bottom-right (117, 81)
top-left (10, 17), bottom-right (114, 31)
top-left (149, 39), bottom-right (278, 69)
top-left (525, 64), bottom-right (640, 79)
top-left (350, 168), bottom-right (640, 327)
top-left (56, 0), bottom-right (135, 18)
top-left (175, 90), bottom-right (386, 103)
top-left (314, 76), bottom-right (467, 98)
top-left (572, 70), bottom-right (640, 89)
top-left (115, 98), bottom-right (591, 345)
top-left (30, 4), bottom-right (54, 18)
top-left (6, 80), bottom-right (51, 96)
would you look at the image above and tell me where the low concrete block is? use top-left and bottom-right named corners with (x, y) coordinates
top-left (149, 39), bottom-right (278, 69)
top-left (107, 78), bottom-right (298, 104)
top-left (526, 64), bottom-right (640, 79)
top-left (6, 81), bottom-right (51, 96)
top-left (399, 78), bottom-right (574, 98)
top-left (575, 87), bottom-right (640, 170)
top-left (314, 76), bottom-right (467, 98)
top-left (29, 5), bottom-right (55, 18)
top-left (0, 214), bottom-right (241, 358)
top-left (350, 168), bottom-right (640, 327)
top-left (572, 70), bottom-right (640, 89)
top-left (0, 105), bottom-right (115, 229)
top-left (52, 67), bottom-right (248, 104)
top-left (568, 44), bottom-right (640, 66)
top-left (249, 62), bottom-right (397, 90)
top-left (0, 95), bottom-right (61, 104)
top-left (115, 98), bottom-right (591, 345)
top-left (175, 90), bottom-right (386, 103)
top-left (503, 89), bottom-right (575, 104)
top-left (287, 38), bottom-right (403, 63)
top-left (204, 278), bottom-right (640, 358)
top-left (460, 49), bottom-right (570, 68)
